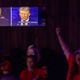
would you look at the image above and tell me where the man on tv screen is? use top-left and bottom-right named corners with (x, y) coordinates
top-left (12, 7), bottom-right (38, 26)
top-left (18, 7), bottom-right (30, 26)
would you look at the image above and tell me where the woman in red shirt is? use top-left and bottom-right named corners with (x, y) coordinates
top-left (56, 27), bottom-right (80, 80)
top-left (20, 55), bottom-right (47, 80)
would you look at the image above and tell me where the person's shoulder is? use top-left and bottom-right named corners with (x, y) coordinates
top-left (28, 21), bottom-right (38, 26)
top-left (34, 66), bottom-right (47, 78)
top-left (20, 68), bottom-right (28, 79)
top-left (28, 17), bottom-right (38, 25)
top-left (20, 68), bottom-right (28, 75)
top-left (12, 18), bottom-right (20, 26)
top-left (34, 66), bottom-right (47, 73)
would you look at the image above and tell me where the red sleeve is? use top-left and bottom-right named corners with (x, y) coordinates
top-left (75, 75), bottom-right (80, 80)
top-left (20, 69), bottom-right (33, 80)
top-left (67, 54), bottom-right (75, 68)
top-left (20, 69), bottom-right (28, 80)
top-left (20, 69), bottom-right (27, 80)
top-left (20, 70), bottom-right (26, 80)
top-left (67, 54), bottom-right (75, 80)
top-left (35, 67), bottom-right (47, 79)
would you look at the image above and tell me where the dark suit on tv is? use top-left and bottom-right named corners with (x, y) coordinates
top-left (17, 20), bottom-right (38, 26)
top-left (12, 16), bottom-right (38, 26)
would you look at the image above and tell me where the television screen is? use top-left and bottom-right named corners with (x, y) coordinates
top-left (0, 7), bottom-right (46, 27)
top-left (12, 7), bottom-right (45, 27)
